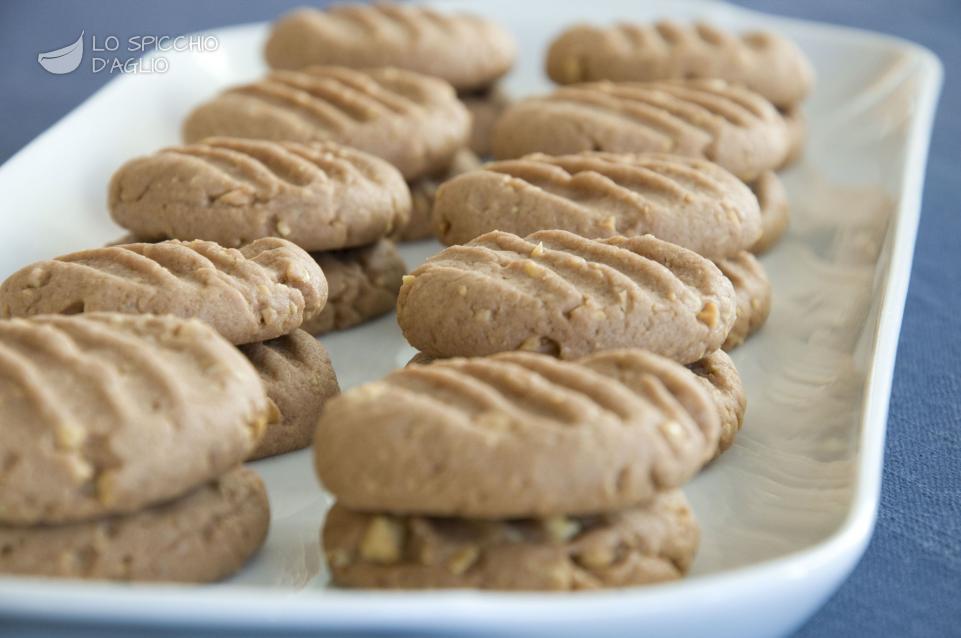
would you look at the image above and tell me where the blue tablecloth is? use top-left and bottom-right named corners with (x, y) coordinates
top-left (0, 1), bottom-right (957, 636)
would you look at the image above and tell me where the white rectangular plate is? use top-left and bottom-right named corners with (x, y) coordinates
top-left (0, 1), bottom-right (942, 636)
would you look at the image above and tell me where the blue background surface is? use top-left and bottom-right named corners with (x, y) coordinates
top-left (0, 1), bottom-right (958, 636)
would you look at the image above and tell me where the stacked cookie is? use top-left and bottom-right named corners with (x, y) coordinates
top-left (316, 349), bottom-right (724, 590)
top-left (108, 137), bottom-right (411, 337)
top-left (262, 2), bottom-right (518, 237)
top-left (544, 19), bottom-right (813, 169)
top-left (0, 235), bottom-right (336, 460)
top-left (182, 62), bottom-right (474, 242)
top-left (0, 313), bottom-right (272, 581)
top-left (430, 153), bottom-right (773, 352)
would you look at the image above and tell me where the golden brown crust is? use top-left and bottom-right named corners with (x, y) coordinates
top-left (0, 238), bottom-right (326, 346)
top-left (434, 151), bottom-right (761, 259)
top-left (0, 466), bottom-right (270, 582)
top-left (323, 490), bottom-right (698, 590)
top-left (109, 138), bottom-right (411, 252)
top-left (183, 66), bottom-right (471, 180)
top-left (397, 229), bottom-right (736, 363)
top-left (717, 251), bottom-right (772, 350)
top-left (491, 79), bottom-right (789, 181)
top-left (0, 313), bottom-right (269, 525)
top-left (241, 330), bottom-right (340, 460)
top-left (314, 349), bottom-right (719, 518)
top-left (303, 240), bottom-right (406, 335)
top-left (265, 4), bottom-right (516, 92)
top-left (546, 21), bottom-right (814, 109)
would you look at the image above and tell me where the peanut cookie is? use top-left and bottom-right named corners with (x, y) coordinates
top-left (265, 4), bottom-right (516, 93)
top-left (491, 79), bottom-right (789, 180)
top-left (403, 149), bottom-right (481, 241)
top-left (0, 466), bottom-right (269, 582)
top-left (433, 152), bottom-right (761, 259)
top-left (689, 350), bottom-right (746, 457)
top-left (323, 489), bottom-right (697, 590)
top-left (183, 66), bottom-right (471, 180)
top-left (303, 239), bottom-right (406, 335)
top-left (397, 229), bottom-right (736, 363)
top-left (241, 330), bottom-right (340, 460)
top-left (749, 171), bottom-right (790, 254)
top-left (0, 238), bottom-right (326, 346)
top-left (0, 313), bottom-right (269, 525)
top-left (462, 86), bottom-right (510, 157)
top-left (109, 137), bottom-right (411, 252)
top-left (315, 349), bottom-right (719, 518)
top-left (780, 107), bottom-right (807, 168)
top-left (546, 21), bottom-right (814, 109)
top-left (717, 251), bottom-right (771, 350)
top-left (405, 349), bottom-right (747, 458)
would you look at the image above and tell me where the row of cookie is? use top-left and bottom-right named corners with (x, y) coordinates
top-left (0, 236), bottom-right (344, 462)
top-left (0, 313), bottom-right (272, 581)
top-left (259, 5), bottom-right (811, 166)
top-left (313, 347), bottom-right (743, 589)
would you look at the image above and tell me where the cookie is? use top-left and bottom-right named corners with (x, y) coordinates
top-left (303, 239), bottom-right (406, 335)
top-left (0, 466), bottom-right (269, 582)
top-left (315, 349), bottom-right (719, 518)
top-left (406, 350), bottom-right (747, 458)
top-left (433, 151), bottom-right (761, 259)
top-left (403, 149), bottom-right (482, 241)
top-left (749, 171), bottom-right (790, 254)
top-left (0, 313), bottom-right (269, 525)
top-left (109, 137), bottom-right (411, 252)
top-left (265, 4), bottom-right (516, 93)
top-left (491, 79), bottom-right (789, 180)
top-left (689, 350), bottom-right (746, 457)
top-left (717, 251), bottom-right (771, 350)
top-left (397, 229), bottom-right (736, 363)
top-left (0, 238), bottom-right (326, 346)
top-left (461, 86), bottom-right (511, 157)
top-left (241, 330), bottom-right (340, 460)
top-left (780, 107), bottom-right (807, 168)
top-left (546, 21), bottom-right (814, 109)
top-left (183, 66), bottom-right (471, 180)
top-left (323, 489), bottom-right (697, 590)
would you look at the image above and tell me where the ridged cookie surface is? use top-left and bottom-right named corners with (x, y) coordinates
top-left (434, 152), bottom-right (761, 259)
top-left (0, 238), bottom-right (326, 345)
top-left (397, 229), bottom-right (736, 363)
top-left (109, 138), bottom-right (411, 252)
top-left (265, 4), bottom-right (516, 92)
top-left (241, 330), bottom-right (340, 460)
top-left (717, 251), bottom-right (771, 350)
top-left (749, 171), bottom-right (790, 254)
top-left (323, 489), bottom-right (697, 590)
top-left (0, 314), bottom-right (269, 525)
top-left (183, 66), bottom-right (470, 180)
top-left (303, 239), bottom-right (406, 335)
top-left (405, 349), bottom-right (748, 459)
top-left (491, 79), bottom-right (789, 180)
top-left (689, 350), bottom-right (746, 457)
top-left (0, 466), bottom-right (270, 582)
top-left (315, 349), bottom-right (719, 518)
top-left (546, 21), bottom-right (813, 109)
